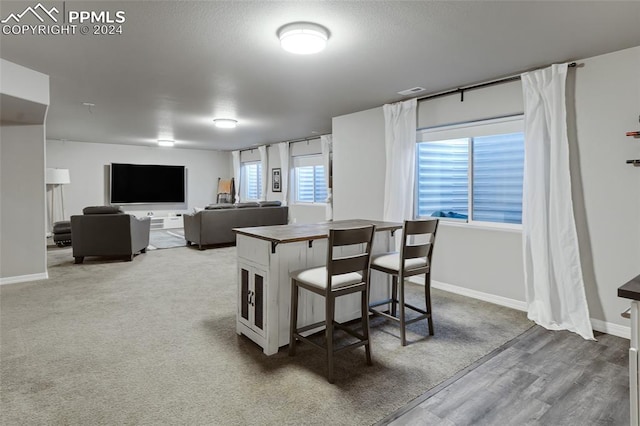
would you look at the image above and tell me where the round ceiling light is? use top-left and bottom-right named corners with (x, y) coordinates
top-left (157, 140), bottom-right (175, 147)
top-left (213, 118), bottom-right (238, 129)
top-left (278, 22), bottom-right (329, 55)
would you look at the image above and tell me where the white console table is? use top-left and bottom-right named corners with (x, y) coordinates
top-left (233, 219), bottom-right (402, 355)
top-left (618, 274), bottom-right (640, 426)
top-left (149, 215), bottom-right (183, 230)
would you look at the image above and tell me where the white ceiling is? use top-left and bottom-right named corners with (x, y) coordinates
top-left (1, 1), bottom-right (639, 151)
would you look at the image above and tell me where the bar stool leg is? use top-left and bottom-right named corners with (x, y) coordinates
top-left (399, 275), bottom-right (407, 346)
top-left (425, 272), bottom-right (434, 336)
top-left (289, 280), bottom-right (299, 356)
top-left (326, 295), bottom-right (336, 383)
top-left (391, 275), bottom-right (398, 317)
top-left (361, 289), bottom-right (372, 365)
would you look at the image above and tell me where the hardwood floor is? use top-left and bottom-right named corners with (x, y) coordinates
top-left (380, 326), bottom-right (630, 426)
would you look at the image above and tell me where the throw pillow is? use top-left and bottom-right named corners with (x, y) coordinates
top-left (235, 202), bottom-right (260, 209)
top-left (259, 201), bottom-right (282, 207)
top-left (83, 206), bottom-right (124, 215)
top-left (205, 203), bottom-right (234, 210)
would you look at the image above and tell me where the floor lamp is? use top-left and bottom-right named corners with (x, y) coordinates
top-left (46, 168), bottom-right (71, 232)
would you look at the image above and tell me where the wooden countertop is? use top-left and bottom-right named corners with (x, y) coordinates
top-left (233, 219), bottom-right (403, 244)
top-left (618, 274), bottom-right (640, 301)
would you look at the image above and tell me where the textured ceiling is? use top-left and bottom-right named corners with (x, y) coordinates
top-left (1, 1), bottom-right (639, 151)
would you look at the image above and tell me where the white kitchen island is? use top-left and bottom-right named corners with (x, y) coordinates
top-left (233, 219), bottom-right (402, 355)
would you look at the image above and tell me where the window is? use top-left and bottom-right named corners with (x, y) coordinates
top-left (415, 117), bottom-right (524, 226)
top-left (242, 161), bottom-right (262, 201)
top-left (293, 155), bottom-right (327, 204)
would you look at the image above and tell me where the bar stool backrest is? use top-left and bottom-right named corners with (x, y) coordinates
top-left (400, 219), bottom-right (439, 273)
top-left (325, 225), bottom-right (376, 296)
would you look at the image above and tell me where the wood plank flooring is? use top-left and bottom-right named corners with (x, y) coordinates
top-left (380, 326), bottom-right (630, 426)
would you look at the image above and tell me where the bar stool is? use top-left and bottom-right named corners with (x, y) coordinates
top-left (369, 219), bottom-right (439, 346)
top-left (289, 225), bottom-right (376, 383)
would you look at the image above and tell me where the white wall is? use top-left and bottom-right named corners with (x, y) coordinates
top-left (332, 45), bottom-right (640, 334)
top-left (1, 125), bottom-right (47, 281)
top-left (333, 106), bottom-right (386, 221)
top-left (46, 140), bottom-right (231, 217)
top-left (0, 60), bottom-right (49, 284)
top-left (571, 46), bottom-right (640, 329)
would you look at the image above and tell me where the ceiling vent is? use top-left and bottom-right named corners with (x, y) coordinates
top-left (397, 87), bottom-right (426, 96)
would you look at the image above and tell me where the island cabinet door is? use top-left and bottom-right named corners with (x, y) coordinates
top-left (238, 263), bottom-right (267, 338)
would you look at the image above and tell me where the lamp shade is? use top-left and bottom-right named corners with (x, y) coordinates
top-left (46, 168), bottom-right (70, 185)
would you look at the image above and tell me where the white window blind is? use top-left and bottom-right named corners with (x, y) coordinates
top-left (415, 139), bottom-right (469, 218)
top-left (416, 116), bottom-right (524, 226)
top-left (472, 133), bottom-right (524, 224)
top-left (242, 161), bottom-right (262, 201)
top-left (293, 155), bottom-right (327, 203)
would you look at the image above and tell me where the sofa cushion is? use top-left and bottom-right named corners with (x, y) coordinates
top-left (259, 200), bottom-right (282, 207)
top-left (235, 202), bottom-right (260, 208)
top-left (83, 206), bottom-right (124, 215)
top-left (205, 203), bottom-right (234, 210)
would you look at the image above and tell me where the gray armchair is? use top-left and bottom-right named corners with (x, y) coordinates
top-left (70, 206), bottom-right (151, 264)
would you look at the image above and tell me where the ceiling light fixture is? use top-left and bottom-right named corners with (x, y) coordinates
top-left (213, 118), bottom-right (238, 129)
top-left (277, 22), bottom-right (329, 55)
top-left (158, 140), bottom-right (175, 147)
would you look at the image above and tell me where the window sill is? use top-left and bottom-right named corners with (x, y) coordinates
top-left (291, 203), bottom-right (327, 207)
top-left (438, 219), bottom-right (522, 233)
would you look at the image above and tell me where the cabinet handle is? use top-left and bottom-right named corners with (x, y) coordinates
top-left (248, 291), bottom-right (254, 307)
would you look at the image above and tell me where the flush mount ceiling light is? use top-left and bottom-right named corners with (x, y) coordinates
top-left (158, 140), bottom-right (175, 147)
top-left (277, 22), bottom-right (329, 55)
top-left (213, 118), bottom-right (238, 129)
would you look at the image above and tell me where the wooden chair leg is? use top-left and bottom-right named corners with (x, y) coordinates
top-left (391, 275), bottom-right (398, 317)
top-left (326, 295), bottom-right (335, 383)
top-left (425, 272), bottom-right (434, 336)
top-left (361, 289), bottom-right (372, 365)
top-left (399, 277), bottom-right (407, 346)
top-left (289, 280), bottom-right (299, 356)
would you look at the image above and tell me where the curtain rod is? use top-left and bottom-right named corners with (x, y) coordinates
top-left (237, 134), bottom-right (328, 153)
top-left (416, 62), bottom-right (577, 103)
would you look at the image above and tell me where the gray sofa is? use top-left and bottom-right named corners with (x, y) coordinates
top-left (70, 206), bottom-right (151, 264)
top-left (183, 202), bottom-right (288, 249)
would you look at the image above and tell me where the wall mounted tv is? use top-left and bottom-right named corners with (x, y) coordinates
top-left (110, 163), bottom-right (186, 204)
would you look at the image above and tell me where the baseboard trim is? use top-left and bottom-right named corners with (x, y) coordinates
top-left (590, 318), bottom-right (630, 340)
top-left (0, 272), bottom-right (49, 286)
top-left (421, 278), bottom-right (528, 312)
top-left (411, 277), bottom-right (630, 340)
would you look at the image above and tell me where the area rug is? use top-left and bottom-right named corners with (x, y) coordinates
top-left (1, 246), bottom-right (532, 425)
top-left (147, 228), bottom-right (186, 250)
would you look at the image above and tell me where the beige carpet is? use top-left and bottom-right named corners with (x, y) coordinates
top-left (147, 228), bottom-right (186, 250)
top-left (1, 246), bottom-right (532, 425)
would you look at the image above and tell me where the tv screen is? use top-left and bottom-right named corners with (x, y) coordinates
top-left (110, 163), bottom-right (186, 204)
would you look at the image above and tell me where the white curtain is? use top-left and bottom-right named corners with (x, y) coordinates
top-left (521, 63), bottom-right (594, 340)
top-left (277, 142), bottom-right (290, 206)
top-left (258, 145), bottom-right (268, 201)
top-left (383, 98), bottom-right (417, 224)
top-left (320, 134), bottom-right (333, 221)
top-left (231, 150), bottom-right (241, 203)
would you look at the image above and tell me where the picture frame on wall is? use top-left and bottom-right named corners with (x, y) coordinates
top-left (272, 168), bottom-right (281, 192)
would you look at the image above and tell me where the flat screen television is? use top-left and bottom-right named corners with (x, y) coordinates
top-left (110, 163), bottom-right (186, 204)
